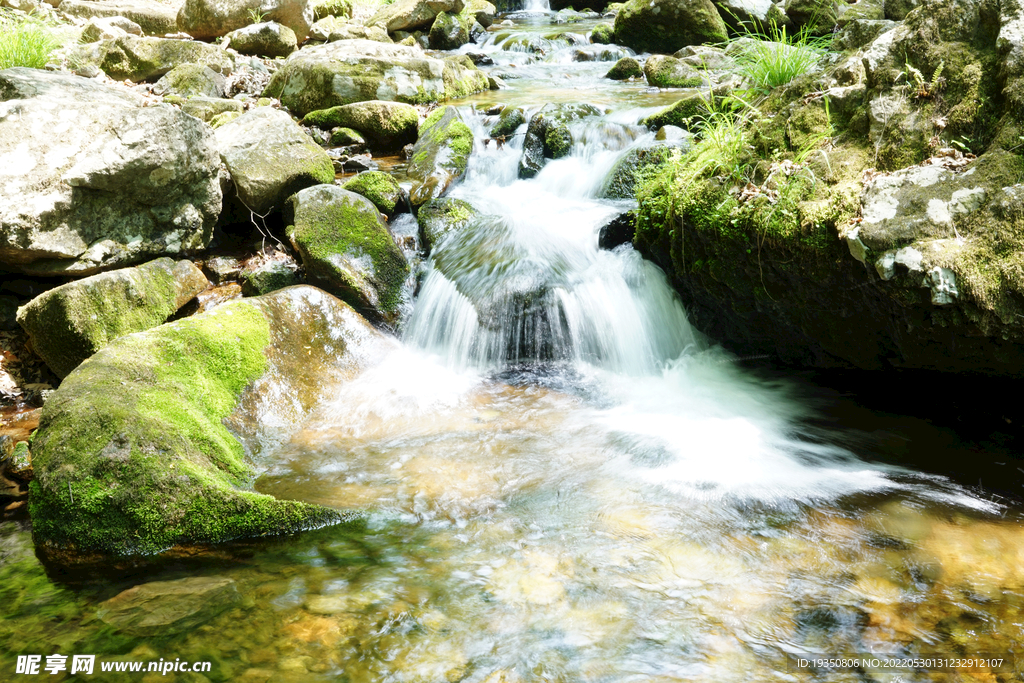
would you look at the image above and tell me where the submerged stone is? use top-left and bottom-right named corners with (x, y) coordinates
top-left (97, 576), bottom-right (241, 636)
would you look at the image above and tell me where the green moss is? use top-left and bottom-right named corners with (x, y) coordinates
top-left (544, 122), bottom-right (572, 158)
top-left (343, 171), bottom-right (402, 214)
top-left (644, 56), bottom-right (703, 88)
top-left (417, 197), bottom-right (477, 250)
top-left (28, 301), bottom-right (340, 559)
top-left (490, 106), bottom-right (526, 136)
top-left (314, 0), bottom-right (352, 19)
top-left (330, 126), bottom-right (365, 146)
top-left (442, 56), bottom-right (490, 101)
top-left (641, 93), bottom-right (709, 130)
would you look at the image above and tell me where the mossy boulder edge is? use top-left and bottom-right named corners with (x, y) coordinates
top-left (29, 286), bottom-right (393, 567)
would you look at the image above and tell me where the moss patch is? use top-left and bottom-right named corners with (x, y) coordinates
top-left (343, 171), bottom-right (404, 215)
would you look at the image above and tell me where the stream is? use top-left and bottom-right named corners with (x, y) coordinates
top-left (3, 10), bottom-right (1024, 683)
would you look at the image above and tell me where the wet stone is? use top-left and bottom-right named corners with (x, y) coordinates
top-left (97, 576), bottom-right (241, 636)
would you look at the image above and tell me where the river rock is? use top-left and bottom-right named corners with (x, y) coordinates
top-left (644, 55), bottom-right (705, 88)
top-left (711, 0), bottom-right (786, 30)
top-left (369, 0), bottom-right (464, 33)
top-left (177, 0), bottom-right (315, 42)
top-left (285, 185), bottom-right (410, 324)
top-left (302, 100), bottom-right (418, 150)
top-left (613, 0), bottom-right (728, 54)
top-left (213, 107), bottom-right (335, 216)
top-left (30, 285), bottom-right (392, 566)
top-left (240, 252), bottom-right (302, 295)
top-left (97, 577), bottom-right (241, 636)
top-left (17, 258), bottom-right (209, 379)
top-left (428, 10), bottom-right (468, 49)
top-left (0, 68), bottom-right (221, 277)
top-left (262, 40), bottom-right (488, 116)
top-left (313, 0), bottom-right (351, 18)
top-left (80, 16), bottom-right (144, 42)
top-left (601, 142), bottom-right (690, 199)
top-left (784, 0), bottom-right (839, 32)
top-left (598, 211), bottom-right (636, 249)
top-left (590, 22), bottom-right (614, 43)
top-left (417, 197), bottom-right (477, 250)
top-left (225, 21), bottom-right (298, 58)
top-left (343, 171), bottom-right (407, 217)
top-left (489, 105), bottom-right (525, 137)
top-left (326, 21), bottom-right (392, 42)
top-left (179, 96), bottom-right (245, 121)
top-left (408, 106), bottom-right (473, 207)
top-left (605, 56), bottom-right (643, 80)
top-left (75, 35), bottom-right (235, 82)
top-left (467, 0), bottom-right (495, 26)
top-left (640, 92), bottom-right (707, 130)
top-left (154, 63), bottom-right (227, 98)
top-left (517, 104), bottom-right (599, 178)
top-left (59, 0), bottom-right (178, 36)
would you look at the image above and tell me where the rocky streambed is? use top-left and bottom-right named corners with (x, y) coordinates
top-left (2, 0), bottom-right (1024, 680)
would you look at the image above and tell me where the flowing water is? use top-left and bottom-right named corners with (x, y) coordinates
top-left (4, 12), bottom-right (1024, 683)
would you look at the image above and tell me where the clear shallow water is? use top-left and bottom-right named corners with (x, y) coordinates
top-left (3, 12), bottom-right (1024, 683)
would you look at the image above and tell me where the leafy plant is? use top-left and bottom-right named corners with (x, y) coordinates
top-left (247, 7), bottom-right (268, 23)
top-left (0, 10), bottom-right (64, 70)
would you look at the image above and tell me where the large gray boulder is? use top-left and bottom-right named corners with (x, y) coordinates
top-left (0, 69), bottom-right (222, 277)
top-left (17, 258), bottom-right (209, 379)
top-left (262, 39), bottom-right (488, 115)
top-left (369, 0), bottom-right (464, 33)
top-left (177, 0), bottom-right (315, 42)
top-left (613, 0), bottom-right (728, 54)
top-left (213, 107), bottom-right (335, 216)
top-left (58, 0), bottom-right (179, 36)
top-left (285, 185), bottom-right (409, 324)
top-left (153, 63), bottom-right (227, 98)
top-left (29, 286), bottom-right (393, 567)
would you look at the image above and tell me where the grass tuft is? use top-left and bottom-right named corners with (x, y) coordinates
top-left (0, 10), bottom-right (64, 70)
top-left (729, 19), bottom-right (829, 91)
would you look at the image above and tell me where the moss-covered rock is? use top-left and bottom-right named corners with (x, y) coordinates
top-left (262, 39), bottom-right (487, 116)
top-left (286, 185), bottom-right (410, 323)
top-left (179, 96), bottom-right (244, 122)
top-left (153, 63), bottom-right (227, 98)
top-left (429, 10), bottom-right (469, 49)
top-left (17, 258), bottom-right (209, 379)
top-left (369, 0), bottom-right (465, 33)
top-left (343, 171), bottom-right (407, 217)
top-left (640, 91), bottom-right (708, 130)
top-left (214, 107), bottom-right (336, 216)
top-left (60, 0), bottom-right (177, 37)
top-left (605, 56), bottom-right (643, 80)
top-left (784, 0), bottom-right (840, 33)
top-left (239, 255), bottom-right (302, 295)
top-left (417, 197), bottom-right (478, 250)
top-left (489, 105), bottom-right (526, 137)
top-left (612, 0), bottom-right (728, 54)
top-left (601, 142), bottom-right (690, 199)
top-left (330, 126), bottom-right (365, 145)
top-left (86, 35), bottom-right (234, 82)
top-left (225, 21), bottom-right (298, 59)
top-left (177, 0), bottom-right (315, 42)
top-left (408, 106), bottom-right (474, 207)
top-left (643, 55), bottom-right (705, 88)
top-left (313, 0), bottom-right (352, 19)
top-left (302, 100), bottom-right (419, 150)
top-left (29, 286), bottom-right (389, 566)
top-left (590, 22), bottom-right (614, 43)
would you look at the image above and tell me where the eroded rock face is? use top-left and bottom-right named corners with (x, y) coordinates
top-left (213, 107), bottom-right (335, 216)
top-left (17, 258), bottom-right (210, 379)
top-left (29, 286), bottom-right (394, 567)
top-left (0, 68), bottom-right (222, 277)
top-left (285, 185), bottom-right (410, 324)
top-left (177, 0), bottom-right (315, 42)
top-left (262, 39), bottom-right (488, 115)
